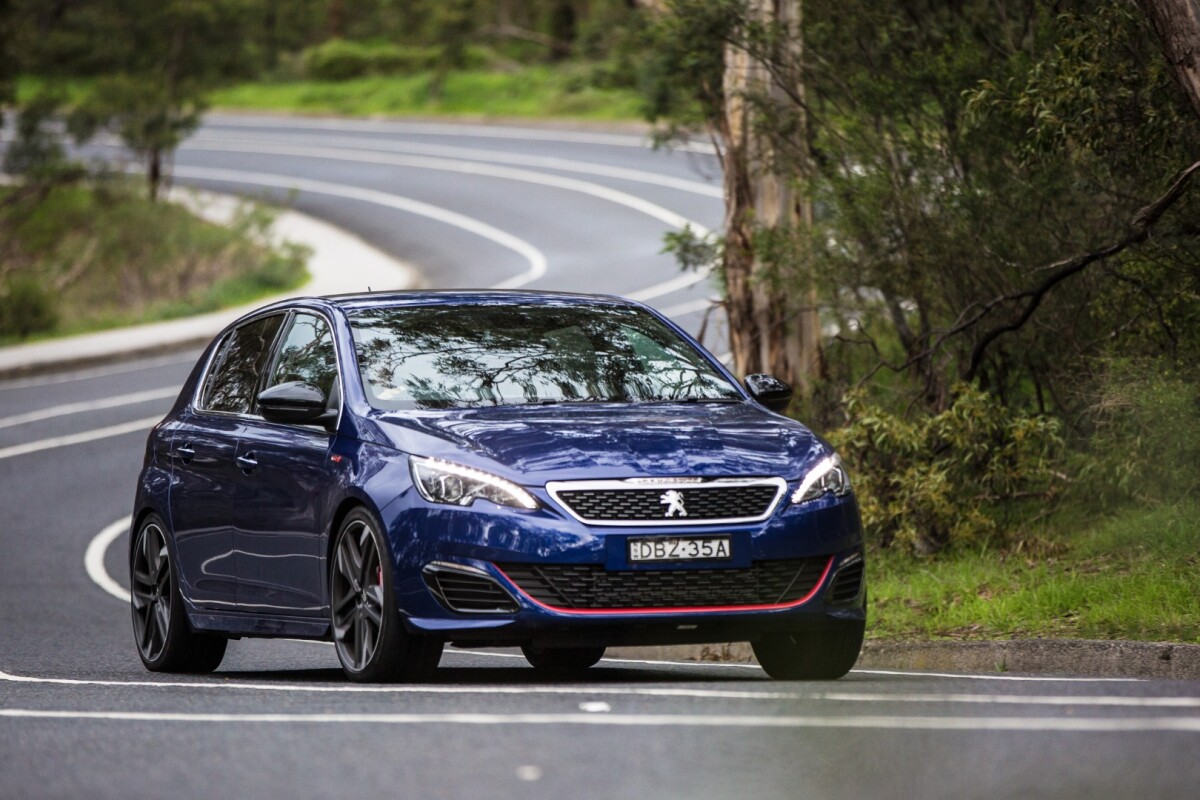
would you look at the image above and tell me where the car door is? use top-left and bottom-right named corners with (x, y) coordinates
top-left (233, 311), bottom-right (341, 616)
top-left (168, 313), bottom-right (285, 611)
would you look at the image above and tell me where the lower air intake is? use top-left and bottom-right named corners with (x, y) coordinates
top-left (496, 557), bottom-right (831, 610)
top-left (423, 564), bottom-right (519, 614)
top-left (827, 560), bottom-right (865, 605)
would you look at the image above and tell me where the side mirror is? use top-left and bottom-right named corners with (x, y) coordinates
top-left (744, 373), bottom-right (792, 413)
top-left (258, 381), bottom-right (336, 428)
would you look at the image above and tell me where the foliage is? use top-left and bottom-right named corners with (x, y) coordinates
top-left (0, 276), bottom-right (58, 339)
top-left (829, 385), bottom-right (1064, 555)
top-left (0, 182), bottom-right (307, 343)
top-left (301, 40), bottom-right (445, 81)
top-left (868, 500), bottom-right (1200, 642)
top-left (209, 67), bottom-right (643, 121)
top-left (8, 0), bottom-right (260, 199)
top-left (1076, 358), bottom-right (1200, 507)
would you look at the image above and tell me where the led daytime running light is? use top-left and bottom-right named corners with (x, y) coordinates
top-left (791, 455), bottom-right (850, 504)
top-left (410, 456), bottom-right (537, 509)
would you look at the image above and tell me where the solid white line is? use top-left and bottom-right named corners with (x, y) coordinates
top-left (852, 669), bottom-right (1144, 683)
top-left (84, 517), bottom-right (132, 604)
top-left (82, 523), bottom-right (1151, 686)
top-left (0, 387), bottom-right (177, 430)
top-left (170, 166), bottom-right (547, 290)
top-left (189, 132), bottom-right (725, 198)
top-left (2, 667), bottom-right (1189, 708)
top-left (204, 114), bottom-right (718, 154)
top-left (176, 140), bottom-right (710, 237)
top-left (0, 416), bottom-right (160, 462)
top-left (0, 354), bottom-right (196, 391)
top-left (2, 707), bottom-right (1197, 732)
top-left (659, 297), bottom-right (719, 318)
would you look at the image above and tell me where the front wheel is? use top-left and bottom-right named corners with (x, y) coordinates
top-left (521, 644), bottom-right (606, 676)
top-left (752, 622), bottom-right (865, 680)
top-left (130, 514), bottom-right (226, 673)
top-left (331, 509), bottom-right (442, 682)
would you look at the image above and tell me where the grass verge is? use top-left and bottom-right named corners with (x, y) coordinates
top-left (867, 501), bottom-right (1200, 643)
top-left (0, 181), bottom-right (309, 344)
top-left (208, 66), bottom-right (644, 121)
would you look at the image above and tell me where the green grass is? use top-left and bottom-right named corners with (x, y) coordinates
top-left (208, 66), bottom-right (644, 121)
top-left (0, 182), bottom-right (308, 344)
top-left (867, 501), bottom-right (1200, 643)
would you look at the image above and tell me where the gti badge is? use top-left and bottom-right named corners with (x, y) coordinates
top-left (659, 490), bottom-right (688, 518)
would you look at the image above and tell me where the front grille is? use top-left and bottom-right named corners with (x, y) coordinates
top-left (547, 479), bottom-right (785, 525)
top-left (497, 557), bottom-right (830, 610)
top-left (827, 560), bottom-right (865, 605)
top-left (423, 565), bottom-right (519, 614)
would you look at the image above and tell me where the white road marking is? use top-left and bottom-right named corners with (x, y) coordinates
top-left (0, 354), bottom-right (195, 391)
top-left (176, 140), bottom-right (709, 236)
top-left (2, 666), bottom-right (1182, 705)
top-left (2, 707), bottom-right (1197, 732)
top-left (0, 416), bottom-right (159, 462)
top-left (658, 297), bottom-right (719, 318)
top-left (170, 166), bottom-right (547, 290)
top-left (84, 517), bottom-right (132, 603)
top-left (84, 521), bottom-right (1151, 686)
top-left (189, 132), bottom-right (725, 198)
top-left (0, 388), bottom-right (177, 430)
top-left (204, 114), bottom-right (718, 153)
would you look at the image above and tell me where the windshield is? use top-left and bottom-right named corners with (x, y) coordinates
top-left (348, 302), bottom-right (741, 410)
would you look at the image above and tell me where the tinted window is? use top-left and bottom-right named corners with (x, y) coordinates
top-left (266, 312), bottom-right (339, 403)
top-left (198, 314), bottom-right (285, 414)
top-left (348, 303), bottom-right (740, 410)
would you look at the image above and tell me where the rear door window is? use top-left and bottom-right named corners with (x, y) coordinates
top-left (198, 314), bottom-right (285, 414)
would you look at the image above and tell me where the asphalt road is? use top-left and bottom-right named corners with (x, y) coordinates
top-left (2, 115), bottom-right (1198, 799)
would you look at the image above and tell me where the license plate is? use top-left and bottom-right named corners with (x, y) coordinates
top-left (628, 536), bottom-right (732, 563)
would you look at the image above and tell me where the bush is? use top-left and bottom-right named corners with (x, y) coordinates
top-left (1079, 359), bottom-right (1200, 506)
top-left (301, 40), bottom-right (443, 81)
top-left (828, 385), bottom-right (1064, 555)
top-left (0, 276), bottom-right (58, 338)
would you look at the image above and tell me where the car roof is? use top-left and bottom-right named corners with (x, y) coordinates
top-left (324, 289), bottom-right (633, 312)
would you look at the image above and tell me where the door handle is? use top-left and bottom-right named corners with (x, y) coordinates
top-left (176, 442), bottom-right (195, 463)
top-left (236, 452), bottom-right (258, 472)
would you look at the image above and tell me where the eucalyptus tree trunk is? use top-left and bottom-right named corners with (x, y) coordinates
top-left (1138, 0), bottom-right (1200, 119)
top-left (719, 0), bottom-right (821, 399)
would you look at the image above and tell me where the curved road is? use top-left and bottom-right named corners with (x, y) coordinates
top-left (1, 115), bottom-right (1198, 799)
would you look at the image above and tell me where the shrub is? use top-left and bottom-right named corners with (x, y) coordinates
top-left (0, 276), bottom-right (59, 338)
top-left (301, 40), bottom-right (442, 81)
top-left (828, 385), bottom-right (1064, 555)
top-left (1079, 359), bottom-right (1200, 506)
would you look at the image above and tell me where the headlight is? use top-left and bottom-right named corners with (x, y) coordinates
top-left (409, 456), bottom-right (538, 510)
top-left (791, 454), bottom-right (851, 504)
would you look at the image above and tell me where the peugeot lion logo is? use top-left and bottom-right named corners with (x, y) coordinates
top-left (659, 490), bottom-right (688, 518)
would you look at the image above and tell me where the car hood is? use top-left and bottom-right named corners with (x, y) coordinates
top-left (364, 403), bottom-right (828, 484)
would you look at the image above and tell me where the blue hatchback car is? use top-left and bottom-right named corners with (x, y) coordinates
top-left (130, 291), bottom-right (866, 681)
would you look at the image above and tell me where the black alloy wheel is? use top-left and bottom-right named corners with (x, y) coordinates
top-left (130, 514), bottom-right (226, 672)
top-left (521, 644), bottom-right (607, 676)
top-left (751, 621), bottom-right (865, 680)
top-left (331, 509), bottom-right (442, 682)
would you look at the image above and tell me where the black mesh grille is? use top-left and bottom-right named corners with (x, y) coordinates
top-left (827, 561), bottom-right (865, 605)
top-left (555, 485), bottom-right (780, 522)
top-left (497, 557), bottom-right (830, 610)
top-left (423, 568), bottom-right (519, 614)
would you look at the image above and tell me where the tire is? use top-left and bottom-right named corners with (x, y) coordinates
top-left (330, 509), bottom-right (442, 682)
top-left (752, 622), bottom-right (865, 680)
top-left (521, 644), bottom-right (606, 676)
top-left (130, 514), bottom-right (227, 673)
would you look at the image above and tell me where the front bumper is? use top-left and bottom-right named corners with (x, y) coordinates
top-left (380, 487), bottom-right (865, 647)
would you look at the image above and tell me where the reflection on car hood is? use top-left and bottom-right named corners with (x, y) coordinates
top-left (367, 403), bottom-right (827, 483)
